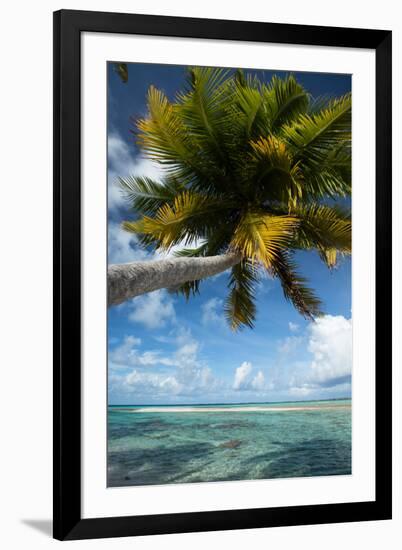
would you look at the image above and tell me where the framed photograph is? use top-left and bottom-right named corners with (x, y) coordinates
top-left (53, 9), bottom-right (392, 541)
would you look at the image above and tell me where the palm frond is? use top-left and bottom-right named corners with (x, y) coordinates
top-left (136, 86), bottom-right (193, 166)
top-left (136, 77), bottom-right (235, 197)
top-left (303, 169), bottom-right (351, 199)
top-left (123, 191), bottom-right (232, 250)
top-left (281, 94), bottom-right (351, 197)
top-left (234, 69), bottom-right (247, 87)
top-left (230, 79), bottom-right (265, 140)
top-left (179, 67), bottom-right (230, 141)
top-left (324, 142), bottom-right (351, 185)
top-left (250, 136), bottom-right (294, 177)
top-left (169, 279), bottom-right (201, 300)
top-left (265, 75), bottom-right (309, 130)
top-left (248, 136), bottom-right (303, 206)
top-left (174, 243), bottom-right (208, 257)
top-left (319, 247), bottom-right (338, 268)
top-left (179, 221), bottom-right (236, 258)
top-left (230, 212), bottom-right (299, 268)
top-left (113, 63), bottom-right (128, 83)
top-left (307, 94), bottom-right (331, 114)
top-left (177, 67), bottom-right (232, 169)
top-left (282, 93), bottom-right (351, 156)
top-left (118, 175), bottom-right (184, 215)
top-left (291, 203), bottom-right (352, 257)
top-left (224, 261), bottom-right (258, 330)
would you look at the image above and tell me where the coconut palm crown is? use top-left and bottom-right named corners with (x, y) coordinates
top-left (119, 67), bottom-right (351, 330)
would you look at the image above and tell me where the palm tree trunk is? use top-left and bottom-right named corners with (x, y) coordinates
top-left (108, 252), bottom-right (241, 306)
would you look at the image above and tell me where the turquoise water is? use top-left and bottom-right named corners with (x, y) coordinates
top-left (107, 399), bottom-right (351, 487)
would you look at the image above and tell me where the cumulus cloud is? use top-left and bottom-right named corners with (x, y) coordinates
top-left (109, 335), bottom-right (141, 367)
top-left (124, 370), bottom-right (182, 396)
top-left (128, 290), bottom-right (176, 329)
top-left (108, 221), bottom-right (149, 264)
top-left (251, 370), bottom-right (266, 390)
top-left (109, 335), bottom-right (176, 369)
top-left (109, 312), bottom-right (352, 402)
top-left (307, 315), bottom-right (352, 385)
top-left (287, 314), bottom-right (352, 396)
top-left (233, 361), bottom-right (253, 390)
top-left (233, 361), bottom-right (267, 392)
top-left (170, 328), bottom-right (218, 394)
top-left (265, 314), bottom-right (352, 399)
top-left (110, 326), bottom-right (220, 399)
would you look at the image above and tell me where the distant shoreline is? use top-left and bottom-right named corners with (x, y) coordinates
top-left (110, 401), bottom-right (351, 413)
top-left (109, 397), bottom-right (351, 409)
top-left (121, 405), bottom-right (350, 413)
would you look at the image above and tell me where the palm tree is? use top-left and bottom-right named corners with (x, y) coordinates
top-left (108, 67), bottom-right (351, 330)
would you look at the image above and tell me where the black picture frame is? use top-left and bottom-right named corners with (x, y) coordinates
top-left (53, 9), bottom-right (392, 541)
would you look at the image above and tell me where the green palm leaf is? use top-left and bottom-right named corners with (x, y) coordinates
top-left (265, 75), bottom-right (309, 130)
top-left (124, 191), bottom-right (233, 250)
top-left (281, 94), bottom-right (351, 198)
top-left (137, 85), bottom-right (192, 166)
top-left (113, 62), bottom-right (128, 83)
top-left (248, 136), bottom-right (304, 206)
top-left (230, 212), bottom-right (299, 268)
top-left (225, 261), bottom-right (259, 330)
top-left (118, 175), bottom-right (184, 215)
top-left (178, 67), bottom-right (230, 148)
top-left (170, 279), bottom-right (202, 300)
top-left (174, 243), bottom-right (208, 257)
top-left (282, 94), bottom-right (351, 159)
top-left (292, 203), bottom-right (352, 255)
top-left (229, 77), bottom-right (265, 140)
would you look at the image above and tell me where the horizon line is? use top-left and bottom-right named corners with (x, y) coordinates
top-left (108, 396), bottom-right (351, 407)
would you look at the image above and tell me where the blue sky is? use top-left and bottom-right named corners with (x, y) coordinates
top-left (107, 62), bottom-right (352, 405)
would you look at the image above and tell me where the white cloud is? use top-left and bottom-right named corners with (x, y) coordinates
top-left (287, 315), bottom-right (352, 395)
top-left (138, 351), bottom-right (176, 366)
top-left (288, 385), bottom-right (315, 397)
top-left (288, 381), bottom-right (352, 399)
top-left (124, 370), bottom-right (183, 396)
top-left (110, 327), bottom-right (220, 399)
top-left (109, 313), bottom-right (352, 402)
top-left (109, 335), bottom-right (176, 369)
top-left (108, 221), bottom-right (149, 264)
top-left (251, 370), bottom-right (265, 390)
top-left (307, 314), bottom-right (352, 385)
top-left (233, 361), bottom-right (267, 392)
top-left (289, 321), bottom-right (299, 332)
top-left (109, 335), bottom-right (141, 367)
top-left (233, 361), bottom-right (253, 390)
top-left (108, 133), bottom-right (162, 181)
top-left (128, 290), bottom-right (176, 329)
top-left (265, 314), bottom-right (352, 399)
top-left (170, 328), bottom-right (218, 393)
top-left (201, 297), bottom-right (224, 325)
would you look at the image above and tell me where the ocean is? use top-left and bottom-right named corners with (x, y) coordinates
top-left (107, 399), bottom-right (351, 487)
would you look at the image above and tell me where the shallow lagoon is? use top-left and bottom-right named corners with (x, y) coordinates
top-left (107, 399), bottom-right (351, 487)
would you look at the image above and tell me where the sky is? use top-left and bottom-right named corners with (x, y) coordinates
top-left (107, 62), bottom-right (352, 405)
